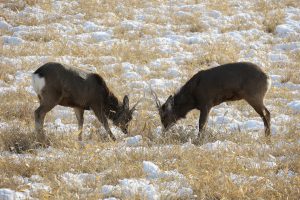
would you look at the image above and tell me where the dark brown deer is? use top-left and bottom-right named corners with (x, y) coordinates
top-left (32, 62), bottom-right (139, 142)
top-left (151, 62), bottom-right (271, 140)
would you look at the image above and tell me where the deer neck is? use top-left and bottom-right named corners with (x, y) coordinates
top-left (173, 91), bottom-right (195, 120)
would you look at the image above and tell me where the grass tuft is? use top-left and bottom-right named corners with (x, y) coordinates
top-left (0, 126), bottom-right (35, 153)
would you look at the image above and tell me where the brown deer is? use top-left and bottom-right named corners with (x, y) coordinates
top-left (151, 62), bottom-right (271, 140)
top-left (32, 62), bottom-right (139, 142)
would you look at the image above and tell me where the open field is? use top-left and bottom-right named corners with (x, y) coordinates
top-left (0, 0), bottom-right (299, 199)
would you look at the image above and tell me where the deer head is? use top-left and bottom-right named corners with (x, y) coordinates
top-left (150, 88), bottom-right (176, 131)
top-left (113, 95), bottom-right (139, 134)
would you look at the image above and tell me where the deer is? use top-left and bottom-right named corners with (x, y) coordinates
top-left (151, 62), bottom-right (271, 141)
top-left (32, 62), bottom-right (139, 143)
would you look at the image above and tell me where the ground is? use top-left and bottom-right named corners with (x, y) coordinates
top-left (0, 0), bottom-right (299, 199)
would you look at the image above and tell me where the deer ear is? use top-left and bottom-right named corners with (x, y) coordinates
top-left (123, 95), bottom-right (129, 110)
top-left (166, 95), bottom-right (174, 111)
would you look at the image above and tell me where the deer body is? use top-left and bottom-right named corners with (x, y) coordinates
top-left (32, 62), bottom-right (136, 142)
top-left (154, 62), bottom-right (271, 139)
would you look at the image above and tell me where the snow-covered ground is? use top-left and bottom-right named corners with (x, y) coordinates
top-left (0, 0), bottom-right (299, 199)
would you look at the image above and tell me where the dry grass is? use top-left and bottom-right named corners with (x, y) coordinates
top-left (109, 41), bottom-right (164, 64)
top-left (0, 91), bottom-right (34, 123)
top-left (221, 16), bottom-right (258, 33)
top-left (0, 126), bottom-right (35, 153)
top-left (271, 62), bottom-right (300, 85)
top-left (0, 0), bottom-right (299, 199)
top-left (252, 0), bottom-right (286, 34)
top-left (0, 126), bottom-right (299, 199)
top-left (172, 11), bottom-right (205, 33)
top-left (182, 37), bottom-right (241, 78)
top-left (206, 0), bottom-right (234, 16)
top-left (0, 64), bottom-right (16, 82)
top-left (263, 10), bottom-right (285, 34)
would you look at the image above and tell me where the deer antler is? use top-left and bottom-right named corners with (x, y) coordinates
top-left (149, 84), bottom-right (161, 109)
top-left (130, 98), bottom-right (142, 113)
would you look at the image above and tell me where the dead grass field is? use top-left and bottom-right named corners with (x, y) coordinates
top-left (0, 0), bottom-right (299, 199)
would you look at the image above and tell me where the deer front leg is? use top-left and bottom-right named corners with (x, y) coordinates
top-left (74, 108), bottom-right (84, 141)
top-left (92, 107), bottom-right (116, 141)
top-left (100, 114), bottom-right (116, 141)
top-left (198, 106), bottom-right (211, 141)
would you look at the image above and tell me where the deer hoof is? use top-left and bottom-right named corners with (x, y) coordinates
top-left (75, 130), bottom-right (83, 141)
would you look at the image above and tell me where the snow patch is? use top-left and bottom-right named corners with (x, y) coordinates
top-left (176, 187), bottom-right (194, 198)
top-left (0, 122), bottom-right (9, 130)
top-left (101, 161), bottom-right (194, 199)
top-left (55, 118), bottom-right (76, 132)
top-left (61, 172), bottom-right (97, 189)
top-left (208, 10), bottom-right (222, 19)
top-left (143, 161), bottom-right (161, 179)
top-left (128, 80), bottom-right (147, 89)
top-left (287, 101), bottom-right (300, 113)
top-left (0, 85), bottom-right (17, 94)
top-left (229, 173), bottom-right (273, 189)
top-left (276, 24), bottom-right (296, 37)
top-left (2, 36), bottom-right (24, 45)
top-left (268, 53), bottom-right (289, 62)
top-left (121, 20), bottom-right (143, 31)
top-left (122, 62), bottom-right (134, 71)
top-left (125, 135), bottom-right (143, 147)
top-left (0, 189), bottom-right (28, 200)
top-left (148, 78), bottom-right (180, 91)
top-left (91, 31), bottom-right (111, 42)
top-left (0, 20), bottom-right (12, 30)
top-left (83, 21), bottom-right (100, 32)
top-left (276, 169), bottom-right (297, 179)
top-left (201, 140), bottom-right (239, 151)
top-left (166, 67), bottom-right (181, 78)
top-left (242, 120), bottom-right (264, 131)
top-left (119, 179), bottom-right (159, 200)
top-left (274, 42), bottom-right (300, 51)
top-left (3, 175), bottom-right (51, 199)
top-left (237, 156), bottom-right (277, 169)
top-left (136, 66), bottom-right (151, 75)
top-left (122, 71), bottom-right (141, 80)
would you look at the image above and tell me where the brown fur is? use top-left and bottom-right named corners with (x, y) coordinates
top-left (33, 62), bottom-right (137, 142)
top-left (156, 62), bottom-right (271, 139)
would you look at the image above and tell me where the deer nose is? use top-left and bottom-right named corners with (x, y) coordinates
top-left (163, 123), bottom-right (174, 132)
top-left (162, 125), bottom-right (167, 132)
top-left (122, 127), bottom-right (128, 134)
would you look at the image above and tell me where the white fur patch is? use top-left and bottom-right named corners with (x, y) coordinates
top-left (32, 73), bottom-right (45, 95)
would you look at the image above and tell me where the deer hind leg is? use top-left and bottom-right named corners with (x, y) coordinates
top-left (198, 106), bottom-right (212, 141)
top-left (74, 108), bottom-right (84, 141)
top-left (34, 103), bottom-right (56, 143)
top-left (246, 98), bottom-right (271, 138)
top-left (34, 90), bottom-right (59, 144)
top-left (263, 106), bottom-right (271, 137)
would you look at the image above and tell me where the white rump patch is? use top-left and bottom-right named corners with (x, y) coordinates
top-left (32, 73), bottom-right (45, 95)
